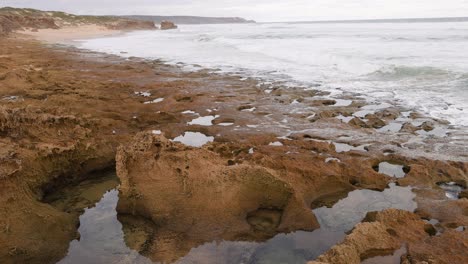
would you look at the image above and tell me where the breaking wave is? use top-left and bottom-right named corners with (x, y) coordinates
top-left (79, 21), bottom-right (468, 127)
top-left (366, 65), bottom-right (452, 80)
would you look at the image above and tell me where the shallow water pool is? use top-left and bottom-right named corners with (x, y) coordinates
top-left (56, 182), bottom-right (416, 264)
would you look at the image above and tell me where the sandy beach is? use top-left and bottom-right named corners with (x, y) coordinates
top-left (0, 7), bottom-right (467, 264)
top-left (20, 25), bottom-right (122, 44)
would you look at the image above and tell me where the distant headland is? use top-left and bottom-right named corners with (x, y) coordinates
top-left (122, 15), bottom-right (256, 24)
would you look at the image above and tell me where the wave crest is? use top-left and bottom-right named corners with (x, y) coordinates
top-left (367, 65), bottom-right (451, 80)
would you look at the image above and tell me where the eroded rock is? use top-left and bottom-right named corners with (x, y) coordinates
top-left (402, 229), bottom-right (468, 264)
top-left (400, 122), bottom-right (419, 133)
top-left (365, 114), bottom-right (386, 129)
top-left (348, 117), bottom-right (367, 128)
top-left (421, 121), bottom-right (435, 132)
top-left (116, 132), bottom-right (319, 263)
top-left (310, 209), bottom-right (432, 264)
top-left (160, 21), bottom-right (178, 30)
top-left (310, 208), bottom-right (468, 264)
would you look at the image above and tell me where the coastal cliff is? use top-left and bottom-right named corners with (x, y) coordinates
top-left (0, 7), bottom-right (156, 36)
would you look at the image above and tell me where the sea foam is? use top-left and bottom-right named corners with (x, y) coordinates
top-left (79, 22), bottom-right (468, 128)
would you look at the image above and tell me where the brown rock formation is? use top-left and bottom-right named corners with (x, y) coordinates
top-left (365, 114), bottom-right (386, 128)
top-left (348, 117), bottom-right (368, 128)
top-left (103, 19), bottom-right (156, 31)
top-left (310, 209), bottom-right (427, 264)
top-left (460, 190), bottom-right (468, 199)
top-left (309, 209), bottom-right (468, 264)
top-left (403, 229), bottom-right (468, 264)
top-left (116, 132), bottom-right (319, 263)
top-left (160, 20), bottom-right (178, 30)
top-left (0, 107), bottom-right (115, 264)
top-left (400, 122), bottom-right (419, 133)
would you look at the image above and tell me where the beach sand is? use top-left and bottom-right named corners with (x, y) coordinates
top-left (20, 25), bottom-right (122, 43)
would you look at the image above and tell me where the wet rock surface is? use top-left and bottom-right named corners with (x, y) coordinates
top-left (310, 209), bottom-right (468, 264)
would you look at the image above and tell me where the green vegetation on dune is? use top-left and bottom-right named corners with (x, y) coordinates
top-left (0, 7), bottom-right (156, 35)
top-left (0, 7), bottom-right (116, 24)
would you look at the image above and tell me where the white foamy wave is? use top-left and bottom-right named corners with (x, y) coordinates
top-left (78, 22), bottom-right (468, 127)
top-left (366, 65), bottom-right (452, 80)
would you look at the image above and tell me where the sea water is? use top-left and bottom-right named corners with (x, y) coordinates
top-left (78, 21), bottom-right (468, 128)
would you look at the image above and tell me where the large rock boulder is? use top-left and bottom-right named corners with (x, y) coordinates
top-left (116, 132), bottom-right (319, 263)
top-left (160, 20), bottom-right (177, 30)
top-left (103, 19), bottom-right (156, 30)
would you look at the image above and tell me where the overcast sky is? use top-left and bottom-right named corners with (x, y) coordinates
top-left (2, 0), bottom-right (468, 22)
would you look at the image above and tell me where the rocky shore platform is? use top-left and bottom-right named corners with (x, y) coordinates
top-left (0, 11), bottom-right (467, 264)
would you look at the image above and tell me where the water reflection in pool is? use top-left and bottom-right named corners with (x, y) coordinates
top-left (58, 184), bottom-right (416, 264)
top-left (177, 183), bottom-right (415, 264)
top-left (58, 189), bottom-right (152, 264)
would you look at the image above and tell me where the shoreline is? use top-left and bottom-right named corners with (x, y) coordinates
top-left (19, 25), bottom-right (127, 44)
top-left (69, 23), bottom-right (468, 131)
top-left (21, 23), bottom-right (468, 131)
top-left (65, 30), bottom-right (467, 163)
top-left (0, 26), bottom-right (467, 264)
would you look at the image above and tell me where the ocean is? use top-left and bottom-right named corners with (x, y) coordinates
top-left (78, 21), bottom-right (468, 128)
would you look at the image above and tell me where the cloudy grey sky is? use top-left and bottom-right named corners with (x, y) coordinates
top-left (2, 0), bottom-right (468, 22)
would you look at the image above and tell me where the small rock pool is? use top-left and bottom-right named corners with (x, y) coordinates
top-left (52, 174), bottom-right (416, 264)
top-left (58, 189), bottom-right (153, 264)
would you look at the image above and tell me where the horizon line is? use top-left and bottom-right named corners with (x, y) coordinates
top-left (263, 16), bottom-right (468, 24)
